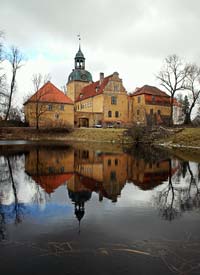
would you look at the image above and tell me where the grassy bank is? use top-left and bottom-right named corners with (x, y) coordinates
top-left (154, 127), bottom-right (200, 162)
top-left (0, 127), bottom-right (132, 144)
top-left (157, 127), bottom-right (200, 148)
top-left (1, 126), bottom-right (200, 150)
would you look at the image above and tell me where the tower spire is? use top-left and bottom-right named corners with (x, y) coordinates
top-left (77, 34), bottom-right (81, 50)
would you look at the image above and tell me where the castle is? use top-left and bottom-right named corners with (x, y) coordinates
top-left (24, 45), bottom-right (180, 128)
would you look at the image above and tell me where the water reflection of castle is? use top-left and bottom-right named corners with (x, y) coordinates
top-left (25, 147), bottom-right (175, 223)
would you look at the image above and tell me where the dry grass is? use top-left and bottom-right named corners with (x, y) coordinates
top-left (170, 128), bottom-right (200, 146)
top-left (0, 127), bottom-right (131, 144)
top-left (158, 127), bottom-right (200, 147)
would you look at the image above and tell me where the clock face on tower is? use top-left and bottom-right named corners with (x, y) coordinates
top-left (81, 74), bottom-right (87, 80)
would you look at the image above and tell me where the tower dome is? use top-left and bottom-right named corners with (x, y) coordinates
top-left (67, 46), bottom-right (93, 84)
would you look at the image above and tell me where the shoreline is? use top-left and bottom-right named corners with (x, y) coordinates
top-left (1, 127), bottom-right (200, 152)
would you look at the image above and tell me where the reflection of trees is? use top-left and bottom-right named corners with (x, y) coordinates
top-left (156, 159), bottom-right (200, 221)
top-left (7, 157), bottom-right (24, 224)
top-left (129, 144), bottom-right (170, 164)
top-left (157, 159), bottom-right (180, 221)
top-left (0, 156), bottom-right (24, 240)
top-left (180, 162), bottom-right (200, 212)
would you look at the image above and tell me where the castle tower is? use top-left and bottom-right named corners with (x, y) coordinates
top-left (66, 44), bottom-right (93, 102)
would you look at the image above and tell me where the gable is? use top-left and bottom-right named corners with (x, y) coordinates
top-left (24, 81), bottom-right (74, 105)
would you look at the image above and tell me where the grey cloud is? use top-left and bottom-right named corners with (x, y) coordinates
top-left (1, 0), bottom-right (200, 102)
top-left (1, 0), bottom-right (200, 60)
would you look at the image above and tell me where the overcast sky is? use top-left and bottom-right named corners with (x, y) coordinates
top-left (1, 0), bottom-right (200, 107)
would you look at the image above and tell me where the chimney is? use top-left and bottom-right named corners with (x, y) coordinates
top-left (100, 72), bottom-right (104, 84)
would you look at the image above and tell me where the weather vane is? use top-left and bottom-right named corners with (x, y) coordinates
top-left (77, 34), bottom-right (81, 41)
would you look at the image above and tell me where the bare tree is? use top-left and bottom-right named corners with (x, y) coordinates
top-left (0, 31), bottom-right (5, 84)
top-left (156, 54), bottom-right (189, 126)
top-left (26, 73), bottom-right (51, 129)
top-left (184, 64), bottom-right (200, 124)
top-left (0, 31), bottom-right (8, 118)
top-left (5, 46), bottom-right (24, 121)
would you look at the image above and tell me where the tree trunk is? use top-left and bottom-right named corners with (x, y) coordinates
top-left (184, 103), bottom-right (194, 125)
top-left (5, 73), bottom-right (15, 121)
top-left (170, 96), bottom-right (174, 126)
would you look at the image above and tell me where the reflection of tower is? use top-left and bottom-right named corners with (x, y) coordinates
top-left (68, 189), bottom-right (91, 233)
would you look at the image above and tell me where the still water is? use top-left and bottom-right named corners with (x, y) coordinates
top-left (0, 144), bottom-right (200, 275)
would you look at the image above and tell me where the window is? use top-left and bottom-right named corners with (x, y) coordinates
top-left (115, 159), bottom-right (118, 166)
top-left (108, 159), bottom-right (111, 166)
top-left (108, 111), bottom-right (112, 117)
top-left (55, 113), bottom-right (59, 119)
top-left (48, 104), bottom-right (52, 111)
top-left (111, 96), bottom-right (117, 105)
top-left (114, 85), bottom-right (119, 91)
top-left (137, 109), bottom-right (140, 115)
top-left (48, 167), bottom-right (54, 173)
top-left (152, 95), bottom-right (155, 102)
top-left (150, 109), bottom-right (153, 115)
top-left (60, 104), bottom-right (64, 111)
top-left (110, 171), bottom-right (116, 181)
top-left (82, 150), bottom-right (89, 159)
top-left (138, 96), bottom-right (141, 103)
top-left (115, 111), bottom-right (119, 117)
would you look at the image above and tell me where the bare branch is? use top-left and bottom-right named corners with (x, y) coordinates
top-left (184, 63), bottom-right (200, 124)
top-left (156, 54), bottom-right (189, 125)
top-left (5, 46), bottom-right (24, 120)
top-left (26, 73), bottom-right (51, 129)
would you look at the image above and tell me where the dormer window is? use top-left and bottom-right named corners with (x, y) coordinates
top-left (95, 86), bottom-right (99, 92)
top-left (80, 93), bottom-right (83, 98)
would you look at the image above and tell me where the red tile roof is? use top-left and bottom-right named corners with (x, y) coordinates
top-left (76, 74), bottom-right (112, 102)
top-left (132, 85), bottom-right (170, 97)
top-left (24, 81), bottom-right (73, 105)
top-left (33, 173), bottom-right (73, 194)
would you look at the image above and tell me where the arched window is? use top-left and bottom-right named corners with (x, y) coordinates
top-left (115, 111), bottom-right (119, 117)
top-left (108, 111), bottom-right (112, 117)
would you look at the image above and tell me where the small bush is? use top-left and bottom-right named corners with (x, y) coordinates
top-left (127, 125), bottom-right (151, 144)
top-left (0, 120), bottom-right (28, 127)
top-left (38, 124), bottom-right (74, 134)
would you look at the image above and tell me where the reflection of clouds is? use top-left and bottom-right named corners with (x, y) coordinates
top-left (104, 183), bottom-right (158, 208)
top-left (0, 156), bottom-right (46, 206)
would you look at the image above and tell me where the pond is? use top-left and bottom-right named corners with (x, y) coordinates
top-left (0, 144), bottom-right (200, 275)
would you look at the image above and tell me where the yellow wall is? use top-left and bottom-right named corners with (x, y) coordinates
top-left (24, 102), bottom-right (74, 127)
top-left (132, 95), bottom-right (171, 125)
top-left (74, 73), bottom-right (129, 127)
top-left (75, 94), bottom-right (103, 113)
top-left (103, 93), bottom-right (128, 124)
top-left (67, 81), bottom-right (90, 102)
top-left (25, 148), bottom-right (74, 175)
